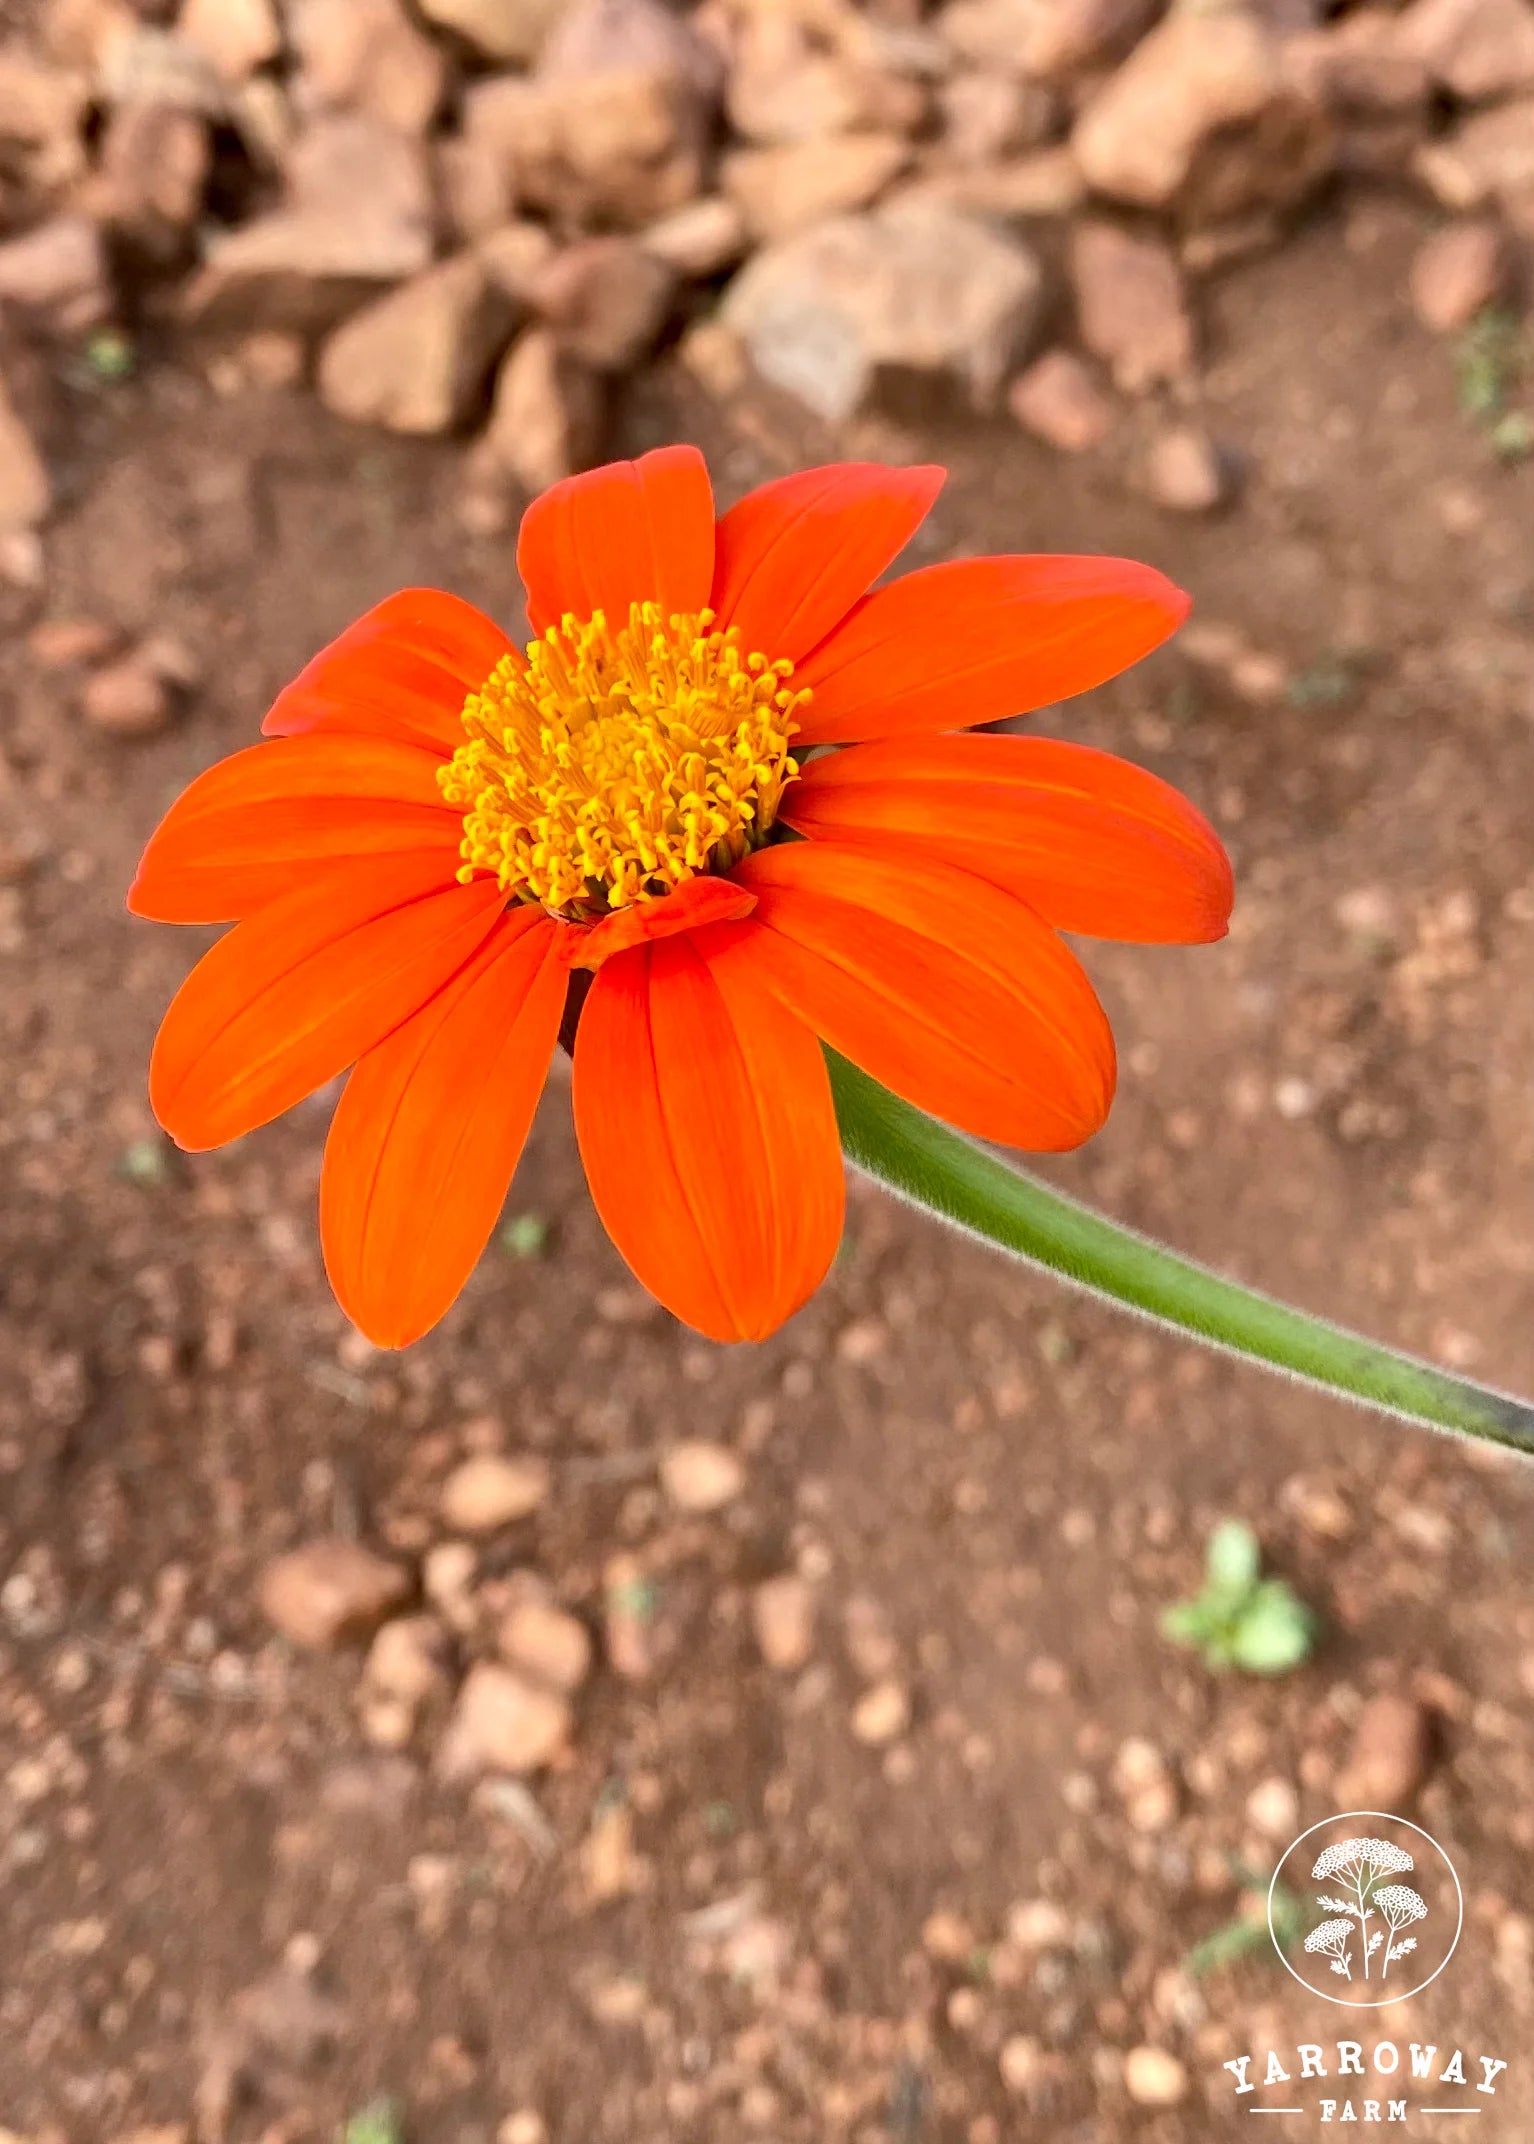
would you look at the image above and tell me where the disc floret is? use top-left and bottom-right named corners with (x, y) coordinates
top-left (441, 602), bottom-right (808, 918)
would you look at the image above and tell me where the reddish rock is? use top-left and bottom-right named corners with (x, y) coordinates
top-left (721, 197), bottom-right (1045, 422)
top-left (462, 0), bottom-right (721, 230)
top-left (752, 1574), bottom-right (815, 1671)
top-left (420, 0), bottom-right (567, 63)
top-left (80, 657), bottom-right (170, 736)
top-left (639, 196), bottom-right (747, 277)
top-left (943, 0), bottom-right (1159, 78)
top-left (1409, 219), bottom-right (1506, 331)
top-left (318, 254), bottom-right (518, 433)
top-left (95, 101), bottom-right (210, 249)
top-left (1143, 424), bottom-right (1230, 513)
top-left (1417, 98), bottom-right (1534, 229)
top-left (1284, 9), bottom-right (1431, 116)
top-left (0, 379), bottom-right (50, 533)
top-left (1072, 9), bottom-right (1333, 221)
top-left (1399, 0), bottom-right (1534, 100)
top-left (724, 133), bottom-right (910, 241)
top-left (1008, 348), bottom-right (1114, 451)
top-left (937, 72), bottom-right (1061, 165)
top-left (438, 1661), bottom-right (572, 1777)
top-left (290, 0), bottom-right (447, 136)
top-left (727, 15), bottom-right (926, 144)
top-left (177, 0), bottom-right (281, 81)
top-left (1336, 1692), bottom-right (1433, 1808)
top-left (1071, 220), bottom-right (1194, 394)
top-left (186, 115), bottom-right (433, 328)
top-left (0, 216), bottom-right (109, 332)
top-left (498, 1594), bottom-right (593, 1693)
top-left (473, 329), bottom-right (605, 497)
top-left (258, 1539), bottom-right (412, 1649)
top-left (527, 237), bottom-right (676, 371)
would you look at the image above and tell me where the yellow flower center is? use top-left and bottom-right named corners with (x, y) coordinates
top-left (439, 603), bottom-right (808, 919)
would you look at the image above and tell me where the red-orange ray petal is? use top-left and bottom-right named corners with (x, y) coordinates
top-left (518, 446), bottom-right (716, 639)
top-left (129, 735), bottom-right (464, 924)
top-left (794, 555), bottom-right (1190, 746)
top-left (700, 843), bottom-right (1115, 1151)
top-left (710, 461), bottom-right (945, 665)
top-left (568, 874), bottom-right (757, 971)
top-left (262, 588), bottom-right (514, 755)
top-left (320, 907), bottom-right (567, 1349)
top-left (150, 853), bottom-right (505, 1152)
top-left (782, 734), bottom-right (1233, 944)
top-left (572, 934), bottom-right (844, 1342)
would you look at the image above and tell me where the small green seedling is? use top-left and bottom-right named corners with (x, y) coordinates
top-left (1489, 410), bottom-right (1534, 465)
top-left (1455, 307), bottom-right (1524, 422)
top-left (1161, 1519), bottom-right (1317, 1676)
top-left (500, 1211), bottom-right (550, 1259)
top-left (1186, 1864), bottom-right (1306, 1978)
top-left (86, 328), bottom-right (136, 382)
top-left (118, 1137), bottom-right (169, 1185)
top-left (339, 2100), bottom-right (405, 2144)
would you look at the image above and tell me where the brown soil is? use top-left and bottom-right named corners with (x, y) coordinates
top-left (2, 199), bottom-right (1533, 2143)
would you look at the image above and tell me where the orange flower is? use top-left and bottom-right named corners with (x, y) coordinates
top-left (132, 448), bottom-right (1231, 1347)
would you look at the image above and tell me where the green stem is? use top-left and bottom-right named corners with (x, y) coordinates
top-left (828, 1051), bottom-right (1534, 1457)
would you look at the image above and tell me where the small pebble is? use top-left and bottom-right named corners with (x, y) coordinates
top-left (751, 1573), bottom-right (815, 1671)
top-left (80, 656), bottom-right (170, 737)
top-left (1124, 2046), bottom-right (1188, 2107)
top-left (258, 1539), bottom-right (411, 1650)
top-left (498, 1595), bottom-right (592, 1694)
top-left (851, 1678), bottom-right (910, 1746)
top-left (659, 1439), bottom-right (745, 1513)
top-left (440, 1453), bottom-right (550, 1533)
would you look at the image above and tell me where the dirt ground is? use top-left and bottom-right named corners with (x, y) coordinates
top-left (2, 197), bottom-right (1534, 2143)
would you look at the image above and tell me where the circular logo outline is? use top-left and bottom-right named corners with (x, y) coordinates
top-left (1268, 1809), bottom-right (1464, 2008)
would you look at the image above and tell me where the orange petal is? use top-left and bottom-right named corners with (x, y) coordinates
top-left (572, 934), bottom-right (844, 1342)
top-left (710, 461), bottom-right (945, 664)
top-left (795, 555), bottom-right (1190, 746)
top-left (698, 843), bottom-right (1115, 1151)
top-left (568, 875), bottom-right (757, 971)
top-left (262, 588), bottom-right (514, 755)
top-left (320, 908), bottom-right (567, 1349)
top-left (783, 734), bottom-right (1233, 944)
top-left (150, 852), bottom-right (505, 1152)
top-left (129, 735), bottom-right (464, 924)
top-left (518, 446), bottom-right (715, 638)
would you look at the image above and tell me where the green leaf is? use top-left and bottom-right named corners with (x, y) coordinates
top-left (1159, 1600), bottom-right (1212, 1645)
top-left (339, 2101), bottom-right (405, 2144)
top-left (826, 1051), bottom-right (1534, 1456)
top-left (1229, 1583), bottom-right (1316, 1676)
top-left (1206, 1518), bottom-right (1260, 1595)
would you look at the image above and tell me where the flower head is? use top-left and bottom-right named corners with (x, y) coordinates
top-left (1312, 1839), bottom-right (1415, 1881)
top-left (1373, 1885), bottom-right (1427, 1924)
top-left (131, 448), bottom-right (1231, 1348)
top-left (1304, 1919), bottom-right (1355, 1955)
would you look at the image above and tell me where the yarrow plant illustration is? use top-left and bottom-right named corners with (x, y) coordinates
top-left (129, 444), bottom-right (1534, 1456)
top-left (1310, 1838), bottom-right (1428, 1983)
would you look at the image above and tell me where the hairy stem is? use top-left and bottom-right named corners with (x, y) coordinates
top-left (829, 1053), bottom-right (1534, 1456)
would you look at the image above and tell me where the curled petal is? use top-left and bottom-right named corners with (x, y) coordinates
top-left (568, 875), bottom-right (757, 972)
